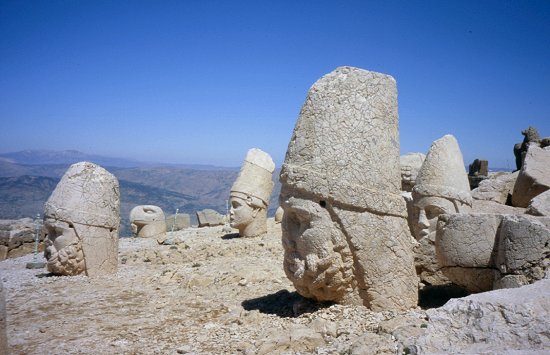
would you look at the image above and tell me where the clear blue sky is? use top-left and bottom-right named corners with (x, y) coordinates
top-left (1, 0), bottom-right (549, 168)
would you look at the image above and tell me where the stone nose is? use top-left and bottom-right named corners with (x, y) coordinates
top-left (418, 209), bottom-right (430, 229)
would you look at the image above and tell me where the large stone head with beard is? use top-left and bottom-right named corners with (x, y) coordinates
top-left (279, 67), bottom-right (418, 311)
top-left (43, 162), bottom-right (120, 277)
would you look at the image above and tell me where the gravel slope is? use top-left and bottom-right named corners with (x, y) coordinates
top-left (1, 220), bottom-right (428, 354)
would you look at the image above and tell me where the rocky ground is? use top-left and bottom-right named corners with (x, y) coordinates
top-left (1, 219), bottom-right (438, 354)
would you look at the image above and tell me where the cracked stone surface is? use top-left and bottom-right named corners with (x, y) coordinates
top-left (279, 66), bottom-right (417, 311)
top-left (43, 162), bottom-right (119, 277)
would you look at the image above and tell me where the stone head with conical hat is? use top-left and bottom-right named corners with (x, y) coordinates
top-left (229, 148), bottom-right (275, 237)
top-left (412, 134), bottom-right (472, 240)
top-left (43, 161), bottom-right (120, 276)
top-left (279, 66), bottom-right (418, 311)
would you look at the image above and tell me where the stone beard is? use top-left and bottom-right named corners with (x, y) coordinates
top-left (280, 187), bottom-right (417, 310)
top-left (43, 218), bottom-right (85, 276)
top-left (280, 188), bottom-right (360, 305)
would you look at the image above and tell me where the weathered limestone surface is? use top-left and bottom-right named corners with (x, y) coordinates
top-left (0, 218), bottom-right (43, 260)
top-left (512, 145), bottom-right (550, 207)
top-left (527, 189), bottom-right (550, 217)
top-left (129, 205), bottom-right (167, 238)
top-left (471, 199), bottom-right (525, 214)
top-left (279, 66), bottom-right (417, 311)
top-left (410, 135), bottom-right (472, 286)
top-left (471, 171), bottom-right (518, 204)
top-left (43, 162), bottom-right (120, 277)
top-left (413, 279), bottom-right (550, 354)
top-left (165, 213), bottom-right (191, 231)
top-left (0, 279), bottom-right (7, 354)
top-left (412, 134), bottom-right (472, 240)
top-left (400, 152), bottom-right (425, 192)
top-left (494, 215), bottom-right (550, 288)
top-left (229, 148), bottom-right (275, 238)
top-left (436, 214), bottom-right (502, 292)
top-left (196, 209), bottom-right (224, 227)
top-left (513, 126), bottom-right (541, 170)
top-left (436, 213), bottom-right (550, 292)
top-left (274, 206), bottom-right (284, 224)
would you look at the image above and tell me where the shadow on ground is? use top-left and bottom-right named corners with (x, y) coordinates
top-left (221, 233), bottom-right (240, 240)
top-left (418, 284), bottom-right (469, 309)
top-left (242, 289), bottom-right (334, 318)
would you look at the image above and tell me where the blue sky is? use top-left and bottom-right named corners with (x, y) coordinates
top-left (1, 0), bottom-right (549, 168)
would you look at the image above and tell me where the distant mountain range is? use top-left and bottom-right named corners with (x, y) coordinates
top-left (0, 149), bottom-right (239, 170)
top-left (0, 150), bottom-right (281, 236)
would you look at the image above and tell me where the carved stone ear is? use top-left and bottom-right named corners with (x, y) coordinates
top-left (246, 196), bottom-right (254, 205)
top-left (252, 207), bottom-right (260, 218)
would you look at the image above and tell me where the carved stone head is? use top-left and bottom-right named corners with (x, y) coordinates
top-left (279, 66), bottom-right (418, 311)
top-left (43, 162), bottom-right (120, 276)
top-left (129, 205), bottom-right (166, 238)
top-left (229, 148), bottom-right (275, 237)
top-left (412, 135), bottom-right (472, 240)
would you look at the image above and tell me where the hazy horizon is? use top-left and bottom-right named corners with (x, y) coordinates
top-left (1, 1), bottom-right (549, 169)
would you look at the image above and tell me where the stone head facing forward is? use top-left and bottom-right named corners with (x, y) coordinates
top-left (43, 162), bottom-right (120, 276)
top-left (229, 148), bottom-right (275, 237)
top-left (280, 66), bottom-right (418, 311)
top-left (412, 135), bottom-right (472, 240)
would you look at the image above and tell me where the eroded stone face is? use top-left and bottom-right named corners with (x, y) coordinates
top-left (229, 195), bottom-right (260, 233)
top-left (412, 135), bottom-right (472, 240)
top-left (43, 162), bottom-right (119, 277)
top-left (414, 196), bottom-right (457, 240)
top-left (279, 66), bottom-right (418, 311)
top-left (229, 148), bottom-right (275, 238)
top-left (280, 189), bottom-right (360, 305)
top-left (130, 205), bottom-right (166, 238)
top-left (43, 218), bottom-right (85, 275)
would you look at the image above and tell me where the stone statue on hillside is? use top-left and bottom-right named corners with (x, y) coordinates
top-left (229, 148), bottom-right (275, 237)
top-left (43, 162), bottom-right (120, 277)
top-left (411, 135), bottom-right (472, 286)
top-left (130, 205), bottom-right (167, 238)
top-left (412, 135), bottom-right (472, 240)
top-left (279, 66), bottom-right (418, 311)
top-left (514, 126), bottom-right (540, 171)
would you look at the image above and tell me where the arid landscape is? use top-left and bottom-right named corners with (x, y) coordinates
top-left (2, 220), bottom-right (431, 354)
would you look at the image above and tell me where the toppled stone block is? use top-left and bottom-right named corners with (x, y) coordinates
top-left (527, 189), bottom-right (550, 217)
top-left (512, 145), bottom-right (550, 207)
top-left (0, 218), bottom-right (43, 260)
top-left (412, 279), bottom-right (550, 354)
top-left (472, 171), bottom-right (518, 205)
top-left (495, 215), bottom-right (550, 287)
top-left (196, 209), bottom-right (224, 227)
top-left (166, 213), bottom-right (191, 231)
top-left (435, 213), bottom-right (550, 292)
